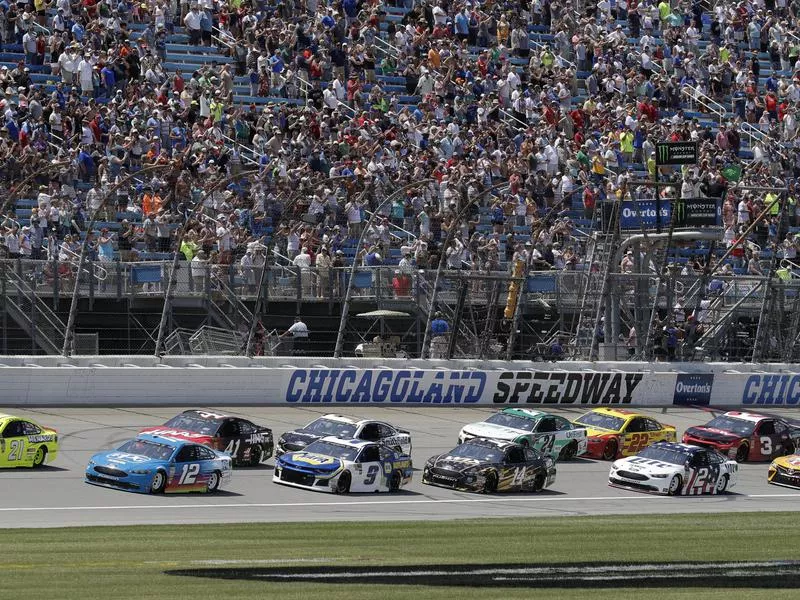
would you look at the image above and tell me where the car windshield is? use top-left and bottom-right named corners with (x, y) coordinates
top-left (574, 412), bottom-right (626, 431)
top-left (485, 413), bottom-right (537, 432)
top-left (704, 416), bottom-right (756, 436)
top-left (117, 439), bottom-right (175, 461)
top-left (637, 446), bottom-right (691, 466)
top-left (163, 414), bottom-right (220, 435)
top-left (303, 440), bottom-right (359, 461)
top-left (303, 418), bottom-right (357, 438)
top-left (448, 443), bottom-right (504, 463)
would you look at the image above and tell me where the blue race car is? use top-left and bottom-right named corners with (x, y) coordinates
top-left (85, 434), bottom-right (233, 494)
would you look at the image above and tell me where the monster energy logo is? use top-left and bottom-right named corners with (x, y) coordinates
top-left (656, 142), bottom-right (698, 166)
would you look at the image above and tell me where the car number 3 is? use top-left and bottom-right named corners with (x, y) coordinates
top-left (363, 465), bottom-right (380, 485)
top-left (760, 436), bottom-right (772, 455)
top-left (179, 463), bottom-right (200, 485)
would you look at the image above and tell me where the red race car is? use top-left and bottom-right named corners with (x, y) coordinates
top-left (682, 411), bottom-right (800, 462)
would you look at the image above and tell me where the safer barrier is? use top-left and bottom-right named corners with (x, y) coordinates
top-left (0, 357), bottom-right (798, 407)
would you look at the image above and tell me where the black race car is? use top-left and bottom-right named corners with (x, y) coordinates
top-left (276, 413), bottom-right (412, 457)
top-left (422, 438), bottom-right (556, 493)
top-left (140, 410), bottom-right (273, 466)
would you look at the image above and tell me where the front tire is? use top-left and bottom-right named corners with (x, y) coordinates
top-left (150, 470), bottom-right (167, 494)
top-left (782, 442), bottom-right (795, 457)
top-left (32, 446), bottom-right (46, 468)
top-left (483, 471), bottom-right (498, 494)
top-left (559, 441), bottom-right (577, 461)
top-left (389, 470), bottom-right (402, 492)
top-left (667, 474), bottom-right (683, 496)
top-left (602, 439), bottom-right (618, 461)
top-left (735, 443), bottom-right (749, 462)
top-left (715, 474), bottom-right (729, 494)
top-left (207, 471), bottom-right (221, 493)
top-left (335, 471), bottom-right (352, 494)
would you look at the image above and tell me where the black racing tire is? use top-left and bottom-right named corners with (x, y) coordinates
top-left (602, 438), bottom-right (618, 461)
top-left (483, 471), bottom-right (498, 494)
top-left (715, 474), bottom-right (729, 494)
top-left (32, 446), bottom-right (46, 468)
top-left (667, 474), bottom-right (683, 496)
top-left (389, 470), bottom-right (402, 492)
top-left (735, 443), bottom-right (749, 463)
top-left (207, 470), bottom-right (221, 493)
top-left (335, 471), bottom-right (352, 494)
top-left (559, 441), bottom-right (577, 461)
top-left (249, 446), bottom-right (263, 466)
top-left (150, 470), bottom-right (167, 494)
top-left (783, 442), bottom-right (795, 456)
top-left (532, 472), bottom-right (546, 492)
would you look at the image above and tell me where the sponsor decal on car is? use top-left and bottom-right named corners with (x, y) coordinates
top-left (673, 374), bottom-right (714, 406)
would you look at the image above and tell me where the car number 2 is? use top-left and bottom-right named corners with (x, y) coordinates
top-left (364, 465), bottom-right (380, 485)
top-left (179, 463), bottom-right (200, 485)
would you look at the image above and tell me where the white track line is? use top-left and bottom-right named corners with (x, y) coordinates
top-left (0, 492), bottom-right (799, 512)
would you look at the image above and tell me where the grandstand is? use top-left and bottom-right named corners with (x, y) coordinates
top-left (0, 0), bottom-right (798, 362)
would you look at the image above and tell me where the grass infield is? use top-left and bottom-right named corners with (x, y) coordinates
top-left (5, 512), bottom-right (799, 599)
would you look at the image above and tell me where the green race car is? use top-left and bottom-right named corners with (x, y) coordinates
top-left (458, 408), bottom-right (588, 460)
top-left (0, 413), bottom-right (59, 468)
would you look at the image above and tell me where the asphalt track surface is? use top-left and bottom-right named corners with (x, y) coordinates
top-left (2, 405), bottom-right (800, 528)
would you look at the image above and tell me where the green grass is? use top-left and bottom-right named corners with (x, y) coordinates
top-left (5, 513), bottom-right (799, 599)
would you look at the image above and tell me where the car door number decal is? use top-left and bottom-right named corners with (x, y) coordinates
top-left (686, 467), bottom-right (716, 494)
top-left (179, 463), bottom-right (200, 485)
top-left (513, 467), bottom-right (527, 486)
top-left (627, 433), bottom-right (650, 453)
top-left (225, 439), bottom-right (241, 456)
top-left (537, 435), bottom-right (556, 454)
top-left (760, 436), bottom-right (773, 455)
top-left (8, 440), bottom-right (24, 461)
top-left (364, 465), bottom-right (380, 485)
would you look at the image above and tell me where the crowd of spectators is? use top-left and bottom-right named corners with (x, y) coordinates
top-left (0, 0), bottom-right (797, 305)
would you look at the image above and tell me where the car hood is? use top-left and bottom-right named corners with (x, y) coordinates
top-left (279, 451), bottom-right (343, 473)
top-left (685, 426), bottom-right (742, 443)
top-left (461, 422), bottom-right (523, 440)
top-left (583, 427), bottom-right (618, 439)
top-left (138, 427), bottom-right (215, 445)
top-left (613, 457), bottom-right (678, 477)
top-left (90, 451), bottom-right (166, 470)
top-left (279, 430), bottom-right (325, 446)
top-left (771, 454), bottom-right (800, 469)
top-left (428, 454), bottom-right (488, 473)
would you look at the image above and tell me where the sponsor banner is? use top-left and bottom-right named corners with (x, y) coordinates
top-left (656, 141), bottom-right (698, 165)
top-left (673, 374), bottom-right (714, 405)
top-left (675, 198), bottom-right (720, 227)
top-left (284, 369), bottom-right (646, 405)
top-left (620, 200), bottom-right (671, 230)
top-left (740, 375), bottom-right (800, 406)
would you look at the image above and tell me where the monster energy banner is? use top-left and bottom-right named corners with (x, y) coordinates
top-left (674, 198), bottom-right (720, 227)
top-left (656, 142), bottom-right (698, 166)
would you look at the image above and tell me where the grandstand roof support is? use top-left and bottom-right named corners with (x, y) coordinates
top-left (63, 163), bottom-right (178, 357)
top-left (334, 179), bottom-right (433, 359)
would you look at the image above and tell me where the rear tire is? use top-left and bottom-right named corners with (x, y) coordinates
top-left (483, 471), bottom-right (498, 494)
top-left (667, 474), bottom-right (683, 496)
top-left (389, 470), bottom-right (402, 492)
top-left (32, 446), bottom-right (46, 468)
top-left (150, 470), bottom-right (167, 494)
top-left (602, 439), bottom-right (618, 461)
top-left (207, 471), bottom-right (221, 493)
top-left (532, 472), bottom-right (546, 492)
top-left (249, 446), bottom-right (263, 466)
top-left (559, 441), bottom-right (577, 461)
top-left (735, 443), bottom-right (749, 462)
top-left (783, 442), bottom-right (795, 456)
top-left (335, 471), bottom-right (351, 494)
top-left (715, 474), bottom-right (729, 494)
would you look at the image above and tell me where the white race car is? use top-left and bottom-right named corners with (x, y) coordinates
top-left (458, 408), bottom-right (588, 460)
top-left (609, 442), bottom-right (739, 496)
top-left (273, 437), bottom-right (413, 494)
top-left (276, 414), bottom-right (412, 456)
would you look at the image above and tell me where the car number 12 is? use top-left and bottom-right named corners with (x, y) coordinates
top-left (179, 463), bottom-right (200, 485)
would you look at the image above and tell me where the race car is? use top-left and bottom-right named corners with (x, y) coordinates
top-left (768, 454), bottom-right (800, 489)
top-left (0, 413), bottom-right (58, 468)
top-left (682, 411), bottom-right (800, 462)
top-left (273, 437), bottom-right (412, 494)
top-left (276, 414), bottom-right (412, 457)
top-left (85, 433), bottom-right (233, 494)
top-left (422, 438), bottom-right (556, 493)
top-left (458, 408), bottom-right (587, 460)
top-left (609, 442), bottom-right (738, 496)
top-left (572, 408), bottom-right (676, 460)
top-left (139, 409), bottom-right (273, 466)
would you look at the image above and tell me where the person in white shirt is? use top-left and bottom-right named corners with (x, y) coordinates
top-left (183, 7), bottom-right (202, 45)
top-left (77, 54), bottom-right (94, 96)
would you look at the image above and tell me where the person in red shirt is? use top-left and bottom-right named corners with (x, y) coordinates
top-left (173, 69), bottom-right (185, 93)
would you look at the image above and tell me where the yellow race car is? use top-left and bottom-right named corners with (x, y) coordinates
top-left (0, 414), bottom-right (59, 468)
top-left (572, 408), bottom-right (677, 460)
top-left (768, 454), bottom-right (800, 489)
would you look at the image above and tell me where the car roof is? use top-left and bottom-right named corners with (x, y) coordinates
top-left (463, 437), bottom-right (517, 451)
top-left (501, 408), bottom-right (548, 420)
top-left (183, 409), bottom-right (230, 421)
top-left (315, 414), bottom-right (360, 425)
top-left (651, 441), bottom-right (704, 455)
top-left (722, 411), bottom-right (767, 423)
top-left (135, 433), bottom-right (188, 448)
top-left (317, 436), bottom-right (373, 449)
top-left (589, 407), bottom-right (638, 419)
top-left (0, 413), bottom-right (16, 423)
